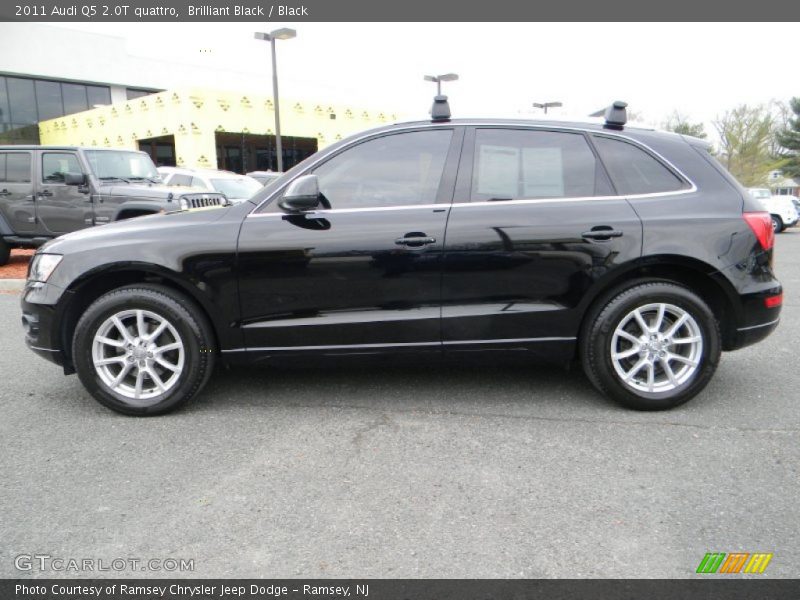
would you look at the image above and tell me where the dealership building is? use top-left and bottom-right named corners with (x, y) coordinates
top-left (0, 24), bottom-right (400, 172)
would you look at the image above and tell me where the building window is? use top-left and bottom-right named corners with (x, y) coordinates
top-left (35, 80), bottom-right (64, 121)
top-left (126, 88), bottom-right (158, 100)
top-left (62, 83), bottom-right (89, 115)
top-left (0, 77), bottom-right (10, 126)
top-left (5, 77), bottom-right (37, 125)
top-left (86, 85), bottom-right (111, 107)
top-left (0, 75), bottom-right (113, 140)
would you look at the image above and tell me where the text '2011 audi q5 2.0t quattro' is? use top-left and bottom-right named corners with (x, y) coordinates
top-left (21, 99), bottom-right (782, 415)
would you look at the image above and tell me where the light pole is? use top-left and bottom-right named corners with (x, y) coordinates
top-left (254, 28), bottom-right (296, 172)
top-left (424, 73), bottom-right (459, 95)
top-left (533, 101), bottom-right (562, 115)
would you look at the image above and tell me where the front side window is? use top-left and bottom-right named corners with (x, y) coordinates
top-left (313, 130), bottom-right (452, 209)
top-left (471, 129), bottom-right (606, 201)
top-left (42, 153), bottom-right (81, 183)
top-left (593, 136), bottom-right (687, 195)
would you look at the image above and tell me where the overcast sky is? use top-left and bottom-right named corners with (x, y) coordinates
top-left (49, 22), bottom-right (797, 138)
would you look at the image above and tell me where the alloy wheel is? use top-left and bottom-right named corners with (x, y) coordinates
top-left (610, 302), bottom-right (703, 394)
top-left (91, 309), bottom-right (185, 406)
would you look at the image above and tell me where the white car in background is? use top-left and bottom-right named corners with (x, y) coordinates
top-left (747, 188), bottom-right (799, 232)
top-left (159, 167), bottom-right (263, 204)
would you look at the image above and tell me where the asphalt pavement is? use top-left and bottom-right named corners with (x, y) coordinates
top-left (1, 232), bottom-right (798, 578)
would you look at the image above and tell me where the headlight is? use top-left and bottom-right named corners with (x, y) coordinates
top-left (179, 198), bottom-right (189, 210)
top-left (28, 253), bottom-right (63, 282)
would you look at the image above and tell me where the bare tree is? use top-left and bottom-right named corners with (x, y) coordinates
top-left (713, 104), bottom-right (780, 187)
top-left (663, 110), bottom-right (707, 139)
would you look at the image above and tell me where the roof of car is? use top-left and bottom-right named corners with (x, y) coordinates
top-left (159, 167), bottom-right (248, 178)
top-left (0, 145), bottom-right (148, 152)
top-left (321, 117), bottom-right (690, 147)
top-left (386, 117), bottom-right (662, 132)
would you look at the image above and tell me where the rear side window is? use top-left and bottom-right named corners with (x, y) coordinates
top-left (190, 177), bottom-right (209, 189)
top-left (471, 129), bottom-right (610, 201)
top-left (0, 152), bottom-right (31, 183)
top-left (593, 136), bottom-right (687, 195)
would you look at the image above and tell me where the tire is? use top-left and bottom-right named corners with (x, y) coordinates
top-left (0, 239), bottom-right (10, 266)
top-left (771, 215), bottom-right (783, 233)
top-left (72, 284), bottom-right (216, 416)
top-left (580, 281), bottom-right (721, 411)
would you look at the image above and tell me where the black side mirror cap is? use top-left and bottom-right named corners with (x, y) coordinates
top-left (279, 174), bottom-right (321, 212)
top-left (64, 172), bottom-right (87, 186)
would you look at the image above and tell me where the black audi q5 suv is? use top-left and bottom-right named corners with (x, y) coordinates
top-left (21, 102), bottom-right (782, 415)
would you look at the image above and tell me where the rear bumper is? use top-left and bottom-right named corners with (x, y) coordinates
top-left (727, 286), bottom-right (782, 351)
top-left (732, 317), bottom-right (780, 350)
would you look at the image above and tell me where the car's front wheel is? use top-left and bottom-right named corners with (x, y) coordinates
top-left (0, 239), bottom-right (10, 266)
top-left (72, 284), bottom-right (215, 415)
top-left (771, 215), bottom-right (783, 233)
top-left (580, 281), bottom-right (721, 410)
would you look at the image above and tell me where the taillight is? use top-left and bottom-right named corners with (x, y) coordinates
top-left (743, 211), bottom-right (774, 251)
top-left (765, 292), bottom-right (783, 308)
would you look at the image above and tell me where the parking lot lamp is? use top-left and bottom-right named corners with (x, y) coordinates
top-left (424, 73), bottom-right (459, 96)
top-left (254, 28), bottom-right (297, 172)
top-left (532, 101), bottom-right (563, 115)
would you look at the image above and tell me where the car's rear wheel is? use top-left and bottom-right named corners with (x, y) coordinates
top-left (771, 215), bottom-right (783, 233)
top-left (72, 284), bottom-right (215, 415)
top-left (580, 281), bottom-right (721, 410)
top-left (0, 239), bottom-right (10, 266)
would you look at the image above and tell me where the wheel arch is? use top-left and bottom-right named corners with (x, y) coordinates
top-left (58, 264), bottom-right (223, 370)
top-left (578, 255), bottom-right (741, 351)
top-left (112, 202), bottom-right (165, 221)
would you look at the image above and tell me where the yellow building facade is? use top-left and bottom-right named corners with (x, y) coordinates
top-left (38, 87), bottom-right (402, 171)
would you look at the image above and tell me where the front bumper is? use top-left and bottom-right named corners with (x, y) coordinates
top-left (20, 280), bottom-right (70, 369)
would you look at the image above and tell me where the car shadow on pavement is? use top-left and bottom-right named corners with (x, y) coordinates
top-left (187, 361), bottom-right (612, 415)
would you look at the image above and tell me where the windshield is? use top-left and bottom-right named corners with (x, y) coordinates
top-left (210, 176), bottom-right (263, 199)
top-left (749, 188), bottom-right (771, 199)
top-left (85, 150), bottom-right (160, 181)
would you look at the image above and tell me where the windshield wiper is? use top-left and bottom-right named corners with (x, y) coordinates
top-left (128, 176), bottom-right (161, 184)
top-left (98, 176), bottom-right (131, 183)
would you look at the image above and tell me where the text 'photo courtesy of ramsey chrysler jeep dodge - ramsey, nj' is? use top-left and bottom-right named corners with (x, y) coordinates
top-left (20, 100), bottom-right (782, 415)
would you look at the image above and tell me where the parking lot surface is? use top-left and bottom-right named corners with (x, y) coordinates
top-left (1, 232), bottom-right (798, 578)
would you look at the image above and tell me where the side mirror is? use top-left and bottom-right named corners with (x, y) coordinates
top-left (64, 172), bottom-right (87, 186)
top-left (279, 174), bottom-right (321, 212)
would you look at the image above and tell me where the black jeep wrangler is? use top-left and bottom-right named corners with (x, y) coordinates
top-left (0, 146), bottom-right (227, 265)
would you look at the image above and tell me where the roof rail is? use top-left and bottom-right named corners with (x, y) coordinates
top-left (603, 101), bottom-right (627, 130)
top-left (431, 95), bottom-right (451, 121)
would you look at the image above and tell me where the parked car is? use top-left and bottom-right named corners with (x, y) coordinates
top-left (247, 170), bottom-right (283, 186)
top-left (789, 195), bottom-right (800, 218)
top-left (159, 167), bottom-right (263, 204)
top-left (747, 188), bottom-right (798, 232)
top-left (21, 101), bottom-right (782, 415)
top-left (0, 146), bottom-right (228, 266)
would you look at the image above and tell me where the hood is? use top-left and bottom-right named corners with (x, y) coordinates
top-left (42, 204), bottom-right (234, 255)
top-left (103, 182), bottom-right (218, 200)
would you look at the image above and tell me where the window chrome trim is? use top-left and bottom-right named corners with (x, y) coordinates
top-left (221, 336), bottom-right (576, 353)
top-left (250, 122), bottom-right (698, 215)
top-left (246, 186), bottom-right (696, 218)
